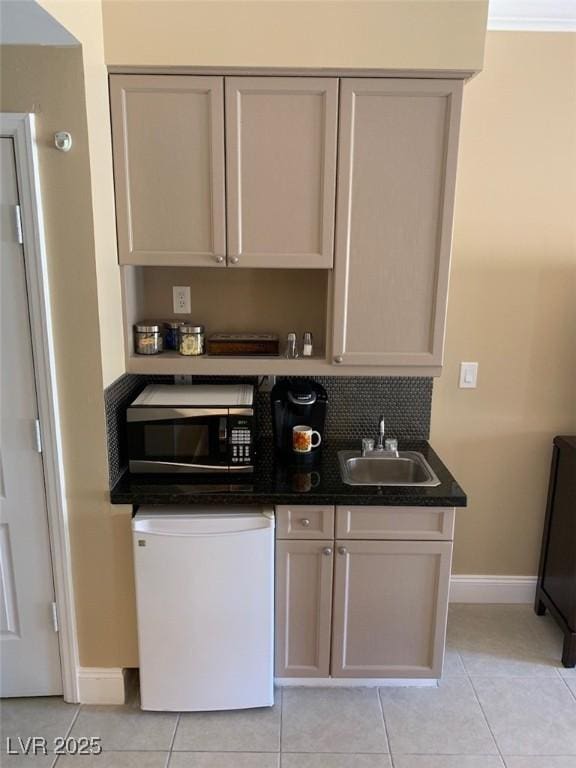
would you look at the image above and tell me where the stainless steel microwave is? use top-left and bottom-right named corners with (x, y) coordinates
top-left (127, 384), bottom-right (254, 474)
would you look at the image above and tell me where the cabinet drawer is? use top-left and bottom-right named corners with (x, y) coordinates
top-left (276, 506), bottom-right (335, 539)
top-left (336, 506), bottom-right (455, 541)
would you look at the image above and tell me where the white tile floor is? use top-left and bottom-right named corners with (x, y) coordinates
top-left (2, 605), bottom-right (576, 767)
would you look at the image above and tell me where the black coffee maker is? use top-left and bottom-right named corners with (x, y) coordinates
top-left (271, 379), bottom-right (328, 458)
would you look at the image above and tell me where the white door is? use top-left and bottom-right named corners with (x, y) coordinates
top-left (0, 137), bottom-right (62, 696)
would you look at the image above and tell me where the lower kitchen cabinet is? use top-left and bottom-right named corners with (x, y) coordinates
top-left (275, 505), bottom-right (454, 679)
top-left (275, 540), bottom-right (333, 677)
top-left (331, 540), bottom-right (452, 678)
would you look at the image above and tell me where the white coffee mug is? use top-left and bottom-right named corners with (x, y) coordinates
top-left (292, 425), bottom-right (322, 453)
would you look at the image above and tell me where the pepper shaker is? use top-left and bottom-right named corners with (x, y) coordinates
top-left (302, 332), bottom-right (313, 357)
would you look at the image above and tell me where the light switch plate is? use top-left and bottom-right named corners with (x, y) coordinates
top-left (459, 362), bottom-right (478, 388)
top-left (173, 286), bottom-right (191, 314)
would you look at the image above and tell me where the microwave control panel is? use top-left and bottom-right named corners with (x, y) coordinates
top-left (229, 415), bottom-right (253, 466)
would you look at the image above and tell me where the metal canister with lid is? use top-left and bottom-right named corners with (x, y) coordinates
top-left (179, 324), bottom-right (205, 356)
top-left (164, 320), bottom-right (184, 351)
top-left (134, 321), bottom-right (163, 355)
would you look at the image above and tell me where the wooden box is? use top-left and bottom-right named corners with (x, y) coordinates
top-left (207, 333), bottom-right (279, 356)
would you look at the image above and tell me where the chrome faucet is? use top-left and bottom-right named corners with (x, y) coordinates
top-left (376, 414), bottom-right (386, 451)
top-left (361, 414), bottom-right (399, 457)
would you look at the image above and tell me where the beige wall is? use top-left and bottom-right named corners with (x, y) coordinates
top-left (3, 24), bottom-right (573, 673)
top-left (102, 0), bottom-right (487, 71)
top-left (0, 45), bottom-right (138, 667)
top-left (38, 0), bottom-right (125, 388)
top-left (431, 31), bottom-right (576, 576)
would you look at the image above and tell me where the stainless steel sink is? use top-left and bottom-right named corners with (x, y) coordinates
top-left (338, 450), bottom-right (441, 487)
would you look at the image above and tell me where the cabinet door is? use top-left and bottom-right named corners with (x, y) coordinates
top-left (226, 77), bottom-right (338, 268)
top-left (275, 540), bottom-right (333, 677)
top-left (332, 540), bottom-right (452, 678)
top-left (332, 79), bottom-right (462, 367)
top-left (110, 75), bottom-right (226, 267)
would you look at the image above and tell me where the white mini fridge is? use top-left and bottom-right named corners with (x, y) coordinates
top-left (132, 506), bottom-right (275, 711)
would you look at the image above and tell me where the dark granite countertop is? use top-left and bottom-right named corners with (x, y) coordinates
top-left (110, 440), bottom-right (466, 508)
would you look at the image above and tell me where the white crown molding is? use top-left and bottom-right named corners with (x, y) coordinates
top-left (488, 0), bottom-right (576, 31)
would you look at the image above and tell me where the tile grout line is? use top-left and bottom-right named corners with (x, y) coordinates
top-left (278, 751), bottom-right (492, 756)
top-left (449, 613), bottom-right (500, 766)
top-left (51, 704), bottom-right (82, 767)
top-left (558, 673), bottom-right (576, 703)
top-left (457, 647), bottom-right (469, 681)
top-left (446, 606), bottom-right (472, 682)
top-left (467, 676), bottom-right (507, 768)
top-left (65, 703), bottom-right (82, 738)
top-left (167, 711), bottom-right (180, 764)
top-left (376, 686), bottom-right (394, 767)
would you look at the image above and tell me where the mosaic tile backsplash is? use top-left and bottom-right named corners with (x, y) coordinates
top-left (105, 374), bottom-right (433, 488)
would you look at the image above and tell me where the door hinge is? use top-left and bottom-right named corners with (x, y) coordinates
top-left (14, 205), bottom-right (23, 244)
top-left (51, 602), bottom-right (59, 633)
top-left (34, 419), bottom-right (43, 454)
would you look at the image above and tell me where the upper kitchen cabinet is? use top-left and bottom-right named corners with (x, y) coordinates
top-left (110, 75), bottom-right (226, 267)
top-left (332, 79), bottom-right (462, 368)
top-left (225, 77), bottom-right (338, 268)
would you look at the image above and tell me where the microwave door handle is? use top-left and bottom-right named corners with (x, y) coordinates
top-left (219, 416), bottom-right (228, 460)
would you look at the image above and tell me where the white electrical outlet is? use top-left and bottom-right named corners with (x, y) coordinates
top-left (173, 286), bottom-right (191, 314)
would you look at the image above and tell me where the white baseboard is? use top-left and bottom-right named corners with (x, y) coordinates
top-left (450, 575), bottom-right (538, 604)
top-left (75, 577), bottom-right (535, 705)
top-left (77, 667), bottom-right (126, 705)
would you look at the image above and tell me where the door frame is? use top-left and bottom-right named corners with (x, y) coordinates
top-left (1, 113), bottom-right (80, 702)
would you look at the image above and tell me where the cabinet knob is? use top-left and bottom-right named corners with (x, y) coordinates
top-left (334, 356), bottom-right (343, 364)
top-left (300, 518), bottom-right (311, 527)
top-left (322, 547), bottom-right (333, 556)
top-left (338, 546), bottom-right (348, 555)
top-left (215, 255), bottom-right (225, 264)
top-left (229, 256), bottom-right (239, 265)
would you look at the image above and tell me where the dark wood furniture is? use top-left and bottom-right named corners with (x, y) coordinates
top-left (535, 435), bottom-right (576, 667)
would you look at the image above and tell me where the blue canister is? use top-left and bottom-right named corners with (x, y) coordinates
top-left (164, 321), bottom-right (184, 351)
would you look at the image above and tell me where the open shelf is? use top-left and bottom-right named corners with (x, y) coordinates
top-left (125, 349), bottom-right (441, 378)
top-left (122, 265), bottom-right (330, 374)
top-left (127, 351), bottom-right (332, 375)
top-left (121, 265), bottom-right (442, 377)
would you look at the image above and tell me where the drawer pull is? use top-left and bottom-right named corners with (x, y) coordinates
top-left (322, 547), bottom-right (333, 556)
top-left (300, 518), bottom-right (311, 527)
top-left (338, 546), bottom-right (348, 555)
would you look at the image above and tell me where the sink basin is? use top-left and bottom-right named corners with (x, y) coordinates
top-left (338, 450), bottom-right (441, 487)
